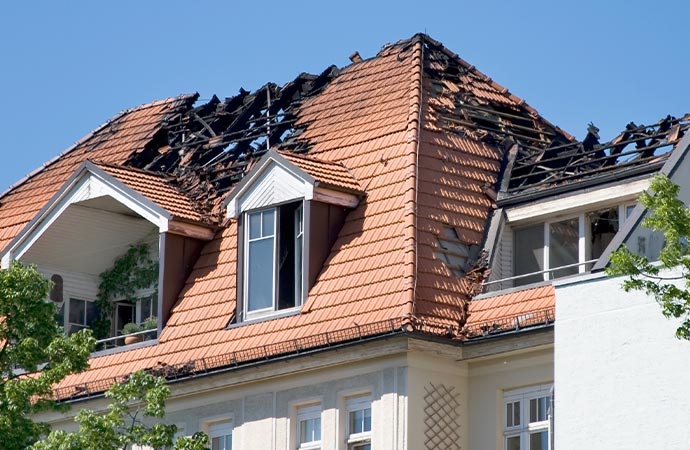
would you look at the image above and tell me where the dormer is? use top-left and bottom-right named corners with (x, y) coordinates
top-left (0, 161), bottom-right (214, 348)
top-left (485, 176), bottom-right (652, 291)
top-left (225, 150), bottom-right (363, 322)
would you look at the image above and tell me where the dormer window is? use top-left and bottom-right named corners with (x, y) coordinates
top-left (226, 150), bottom-right (363, 323)
top-left (245, 202), bottom-right (304, 319)
top-left (512, 205), bottom-right (633, 286)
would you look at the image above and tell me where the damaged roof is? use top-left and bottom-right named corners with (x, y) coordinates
top-left (0, 33), bottom-right (680, 400)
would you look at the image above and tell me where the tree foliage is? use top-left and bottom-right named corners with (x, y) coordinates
top-left (0, 262), bottom-right (95, 449)
top-left (607, 174), bottom-right (690, 339)
top-left (32, 371), bottom-right (209, 450)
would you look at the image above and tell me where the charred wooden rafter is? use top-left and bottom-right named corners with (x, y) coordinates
top-left (124, 66), bottom-right (340, 221)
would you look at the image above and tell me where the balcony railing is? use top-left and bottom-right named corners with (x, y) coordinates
top-left (483, 259), bottom-right (598, 291)
top-left (94, 328), bottom-right (158, 352)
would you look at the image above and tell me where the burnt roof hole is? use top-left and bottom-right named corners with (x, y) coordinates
top-left (434, 226), bottom-right (474, 277)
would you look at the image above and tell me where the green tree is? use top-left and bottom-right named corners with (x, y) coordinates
top-left (0, 262), bottom-right (95, 449)
top-left (607, 174), bottom-right (690, 339)
top-left (32, 371), bottom-right (210, 450)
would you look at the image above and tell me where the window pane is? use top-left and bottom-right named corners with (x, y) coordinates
top-left (69, 299), bottom-right (85, 324)
top-left (249, 212), bottom-right (261, 239)
top-left (530, 398), bottom-right (537, 423)
top-left (314, 417), bottom-right (321, 441)
top-left (514, 224), bottom-right (545, 286)
top-left (363, 407), bottom-right (371, 432)
top-left (589, 208), bottom-right (619, 261)
top-left (210, 434), bottom-right (231, 450)
top-left (506, 435), bottom-right (521, 450)
top-left (529, 431), bottom-right (548, 450)
top-left (262, 210), bottom-right (274, 237)
top-left (85, 301), bottom-right (97, 326)
top-left (248, 237), bottom-right (274, 311)
top-left (350, 409), bottom-right (363, 434)
top-left (506, 403), bottom-right (513, 427)
top-left (513, 401), bottom-right (520, 426)
top-left (549, 218), bottom-right (579, 278)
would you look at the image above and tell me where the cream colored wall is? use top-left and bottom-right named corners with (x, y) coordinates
top-left (406, 351), bottom-right (469, 450)
top-left (466, 348), bottom-right (553, 450)
top-left (40, 335), bottom-right (553, 450)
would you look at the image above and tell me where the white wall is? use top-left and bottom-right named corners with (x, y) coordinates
top-left (555, 271), bottom-right (690, 449)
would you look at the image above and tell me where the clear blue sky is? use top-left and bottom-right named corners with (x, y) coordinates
top-left (2, 0), bottom-right (689, 191)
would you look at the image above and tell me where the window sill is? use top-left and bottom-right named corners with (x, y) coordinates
top-left (227, 307), bottom-right (302, 329)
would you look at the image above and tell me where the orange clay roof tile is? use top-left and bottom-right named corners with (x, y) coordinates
top-left (92, 162), bottom-right (205, 223)
top-left (0, 36), bottom-right (569, 399)
top-left (278, 151), bottom-right (363, 193)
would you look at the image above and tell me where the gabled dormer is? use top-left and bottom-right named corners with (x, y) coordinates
top-left (0, 160), bottom-right (214, 349)
top-left (225, 150), bottom-right (363, 322)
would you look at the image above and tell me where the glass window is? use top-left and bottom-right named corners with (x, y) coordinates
top-left (506, 436), bottom-right (520, 450)
top-left (346, 394), bottom-right (372, 449)
top-left (297, 404), bottom-right (321, 449)
top-left (549, 217), bottom-right (579, 278)
top-left (504, 385), bottom-right (552, 450)
top-left (247, 209), bottom-right (275, 312)
top-left (589, 208), bottom-right (619, 262)
top-left (506, 401), bottom-right (520, 427)
top-left (67, 298), bottom-right (96, 334)
top-left (244, 201), bottom-right (305, 320)
top-left (514, 224), bottom-right (544, 286)
top-left (208, 421), bottom-right (232, 450)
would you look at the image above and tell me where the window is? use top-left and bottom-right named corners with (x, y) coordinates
top-left (297, 404), bottom-right (321, 449)
top-left (208, 421), bottom-right (232, 450)
top-left (513, 205), bottom-right (626, 286)
top-left (67, 298), bottom-right (96, 334)
top-left (346, 395), bottom-right (371, 450)
top-left (504, 385), bottom-right (552, 450)
top-left (243, 201), bottom-right (304, 320)
top-left (115, 295), bottom-right (158, 334)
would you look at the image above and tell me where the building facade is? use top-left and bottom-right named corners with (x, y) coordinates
top-left (2, 33), bottom-right (688, 449)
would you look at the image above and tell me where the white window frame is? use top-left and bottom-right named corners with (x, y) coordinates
top-left (242, 201), bottom-right (305, 321)
top-left (503, 384), bottom-right (552, 450)
top-left (296, 403), bottom-right (322, 450)
top-left (207, 420), bottom-right (233, 450)
top-left (345, 394), bottom-right (372, 449)
top-left (513, 202), bottom-right (630, 282)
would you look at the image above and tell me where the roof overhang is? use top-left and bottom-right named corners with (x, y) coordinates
top-left (225, 149), bottom-right (360, 218)
top-left (1, 161), bottom-right (212, 268)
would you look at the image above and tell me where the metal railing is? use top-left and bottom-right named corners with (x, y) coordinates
top-left (483, 259), bottom-right (598, 290)
top-left (93, 329), bottom-right (158, 352)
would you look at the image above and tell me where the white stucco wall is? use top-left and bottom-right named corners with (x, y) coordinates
top-left (555, 271), bottom-right (690, 450)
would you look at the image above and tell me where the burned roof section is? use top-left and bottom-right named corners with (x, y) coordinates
top-left (415, 36), bottom-right (690, 204)
top-left (498, 114), bottom-right (690, 202)
top-left (125, 66), bottom-right (340, 220)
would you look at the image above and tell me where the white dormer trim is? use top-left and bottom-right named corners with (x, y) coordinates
top-left (505, 177), bottom-right (649, 224)
top-left (1, 161), bottom-right (199, 268)
top-left (226, 150), bottom-right (359, 218)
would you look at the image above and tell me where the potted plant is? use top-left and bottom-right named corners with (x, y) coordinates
top-left (143, 316), bottom-right (157, 332)
top-left (122, 322), bottom-right (143, 345)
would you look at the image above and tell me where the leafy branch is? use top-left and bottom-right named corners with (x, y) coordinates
top-left (93, 243), bottom-right (159, 339)
top-left (607, 174), bottom-right (690, 339)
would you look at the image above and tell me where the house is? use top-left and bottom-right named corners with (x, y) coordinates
top-left (1, 33), bottom-right (687, 449)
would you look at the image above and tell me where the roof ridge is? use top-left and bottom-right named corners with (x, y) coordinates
top-left (402, 38), bottom-right (424, 322)
top-left (89, 159), bottom-right (176, 181)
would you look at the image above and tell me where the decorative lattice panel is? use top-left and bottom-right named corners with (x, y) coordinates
top-left (423, 382), bottom-right (461, 450)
